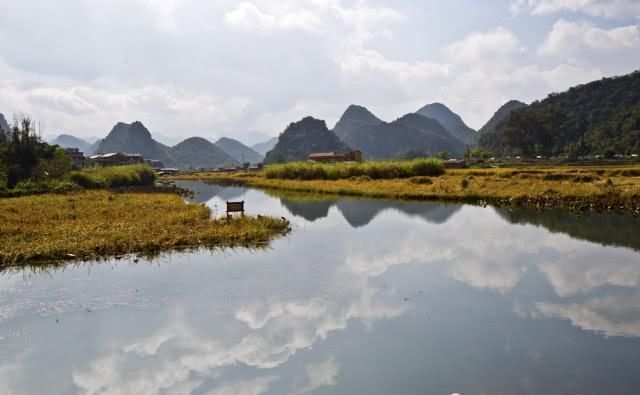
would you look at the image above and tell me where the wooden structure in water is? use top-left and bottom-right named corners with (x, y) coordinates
top-left (226, 201), bottom-right (245, 218)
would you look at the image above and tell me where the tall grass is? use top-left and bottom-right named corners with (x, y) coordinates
top-left (0, 190), bottom-right (290, 265)
top-left (265, 159), bottom-right (445, 180)
top-left (68, 164), bottom-right (157, 188)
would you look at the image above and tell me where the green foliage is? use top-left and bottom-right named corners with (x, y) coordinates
top-left (68, 164), bottom-right (156, 189)
top-left (265, 158), bottom-right (445, 180)
top-left (481, 71), bottom-right (640, 156)
top-left (464, 147), bottom-right (492, 160)
top-left (1, 117), bottom-right (57, 188)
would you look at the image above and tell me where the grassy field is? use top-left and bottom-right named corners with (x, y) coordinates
top-left (0, 190), bottom-right (290, 266)
top-left (169, 164), bottom-right (640, 213)
top-left (1, 164), bottom-right (157, 197)
top-left (265, 159), bottom-right (445, 180)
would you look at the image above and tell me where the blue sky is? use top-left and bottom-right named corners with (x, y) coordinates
top-left (0, 0), bottom-right (638, 144)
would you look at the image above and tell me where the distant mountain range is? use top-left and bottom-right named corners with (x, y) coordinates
top-left (416, 103), bottom-right (478, 145)
top-left (333, 105), bottom-right (466, 159)
top-left (170, 137), bottom-right (237, 169)
top-left (264, 117), bottom-right (351, 164)
top-left (251, 137), bottom-right (278, 156)
top-left (215, 137), bottom-right (264, 164)
top-left (51, 134), bottom-right (97, 155)
top-left (480, 70), bottom-right (640, 156)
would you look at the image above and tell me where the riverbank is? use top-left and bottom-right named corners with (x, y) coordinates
top-left (0, 190), bottom-right (290, 266)
top-left (167, 165), bottom-right (640, 214)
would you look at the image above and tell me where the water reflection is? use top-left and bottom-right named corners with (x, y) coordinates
top-left (2, 182), bottom-right (640, 394)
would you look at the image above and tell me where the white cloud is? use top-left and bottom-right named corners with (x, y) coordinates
top-left (537, 293), bottom-right (640, 337)
top-left (294, 358), bottom-right (340, 394)
top-left (206, 376), bottom-right (278, 395)
top-left (539, 20), bottom-right (640, 72)
top-left (445, 27), bottom-right (525, 66)
top-left (225, 3), bottom-right (277, 33)
top-left (512, 0), bottom-right (640, 19)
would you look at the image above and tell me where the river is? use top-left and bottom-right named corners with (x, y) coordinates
top-left (1, 181), bottom-right (640, 394)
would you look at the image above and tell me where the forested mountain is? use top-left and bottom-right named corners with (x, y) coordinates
top-left (172, 137), bottom-right (238, 169)
top-left (97, 121), bottom-right (237, 169)
top-left (251, 137), bottom-right (278, 156)
top-left (478, 100), bottom-right (527, 136)
top-left (214, 137), bottom-right (264, 164)
top-left (264, 117), bottom-right (351, 164)
top-left (480, 71), bottom-right (640, 156)
top-left (97, 122), bottom-right (172, 163)
top-left (333, 104), bottom-right (383, 138)
top-left (51, 134), bottom-right (95, 154)
top-left (333, 105), bottom-right (465, 158)
top-left (416, 103), bottom-right (478, 145)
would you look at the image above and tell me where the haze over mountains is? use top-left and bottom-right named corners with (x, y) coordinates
top-left (416, 103), bottom-right (478, 146)
top-left (251, 137), bottom-right (278, 156)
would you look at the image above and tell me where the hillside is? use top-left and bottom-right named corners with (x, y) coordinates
top-left (97, 122), bottom-right (172, 163)
top-left (416, 103), bottom-right (477, 145)
top-left (480, 71), bottom-right (640, 156)
top-left (333, 104), bottom-right (383, 138)
top-left (264, 117), bottom-right (351, 164)
top-left (215, 137), bottom-right (264, 164)
top-left (333, 105), bottom-right (465, 158)
top-left (172, 137), bottom-right (238, 170)
top-left (478, 100), bottom-right (527, 136)
top-left (251, 137), bottom-right (278, 156)
top-left (51, 134), bottom-right (94, 154)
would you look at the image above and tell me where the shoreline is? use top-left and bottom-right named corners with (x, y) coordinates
top-left (167, 165), bottom-right (640, 215)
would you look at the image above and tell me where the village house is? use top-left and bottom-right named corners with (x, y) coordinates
top-left (144, 159), bottom-right (165, 170)
top-left (64, 148), bottom-right (87, 168)
top-left (89, 152), bottom-right (144, 167)
top-left (308, 150), bottom-right (363, 163)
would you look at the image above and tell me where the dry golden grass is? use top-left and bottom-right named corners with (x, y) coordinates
top-left (0, 190), bottom-right (289, 265)
top-left (168, 165), bottom-right (640, 213)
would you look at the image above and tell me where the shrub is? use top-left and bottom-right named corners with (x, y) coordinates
top-left (68, 164), bottom-right (156, 189)
top-left (461, 179), bottom-right (469, 189)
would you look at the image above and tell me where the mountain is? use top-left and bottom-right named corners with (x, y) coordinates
top-left (478, 100), bottom-right (527, 136)
top-left (97, 121), bottom-right (172, 163)
top-left (0, 113), bottom-right (9, 135)
top-left (333, 104), bottom-right (383, 137)
top-left (480, 70), bottom-right (640, 156)
top-left (171, 137), bottom-right (238, 170)
top-left (215, 137), bottom-right (264, 164)
top-left (416, 103), bottom-right (477, 145)
top-left (333, 105), bottom-right (465, 159)
top-left (264, 116), bottom-right (351, 164)
top-left (51, 134), bottom-right (94, 154)
top-left (251, 137), bottom-right (278, 156)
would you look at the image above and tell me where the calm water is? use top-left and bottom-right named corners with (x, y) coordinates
top-left (2, 181), bottom-right (640, 394)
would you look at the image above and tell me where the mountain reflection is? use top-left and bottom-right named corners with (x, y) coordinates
top-left (274, 191), bottom-right (462, 227)
top-left (496, 207), bottom-right (640, 253)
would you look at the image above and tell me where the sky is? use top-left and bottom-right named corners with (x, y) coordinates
top-left (0, 0), bottom-right (638, 145)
